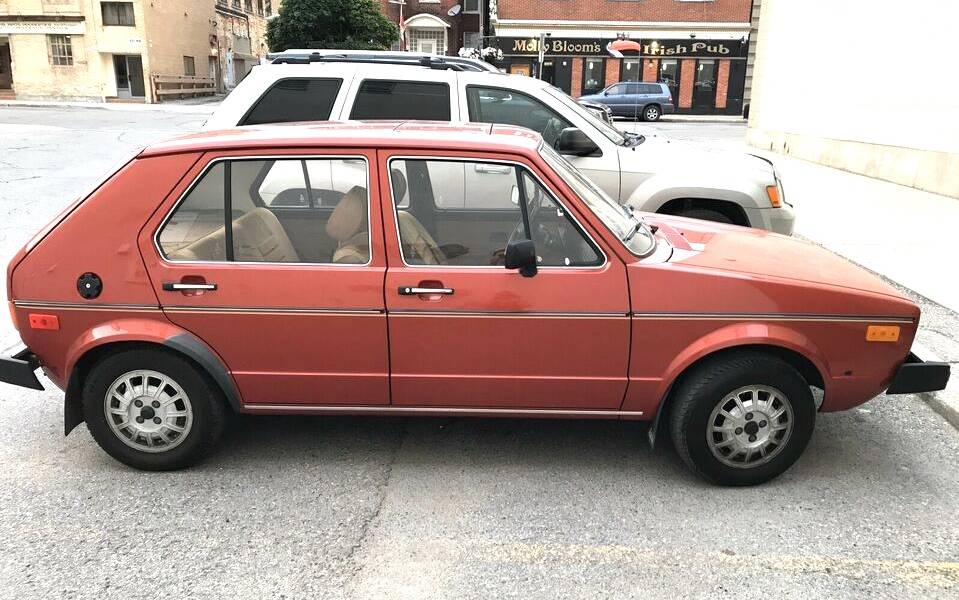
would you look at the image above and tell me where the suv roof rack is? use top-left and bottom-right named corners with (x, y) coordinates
top-left (271, 52), bottom-right (467, 71)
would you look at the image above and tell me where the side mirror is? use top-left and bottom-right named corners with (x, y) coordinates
top-left (603, 90), bottom-right (610, 96)
top-left (505, 239), bottom-right (537, 278)
top-left (554, 127), bottom-right (601, 157)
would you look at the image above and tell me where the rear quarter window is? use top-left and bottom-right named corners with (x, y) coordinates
top-left (349, 80), bottom-right (451, 120)
top-left (240, 78), bottom-right (342, 125)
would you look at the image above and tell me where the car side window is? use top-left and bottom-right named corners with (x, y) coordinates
top-left (157, 157), bottom-right (371, 265)
top-left (389, 158), bottom-right (601, 268)
top-left (625, 83), bottom-right (642, 95)
top-left (350, 80), bottom-right (451, 120)
top-left (606, 84), bottom-right (626, 95)
top-left (466, 86), bottom-right (574, 147)
top-left (240, 78), bottom-right (342, 125)
top-left (642, 84), bottom-right (661, 95)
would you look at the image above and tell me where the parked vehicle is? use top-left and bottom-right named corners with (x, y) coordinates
top-left (578, 81), bottom-right (675, 122)
top-left (578, 99), bottom-right (615, 125)
top-left (204, 54), bottom-right (795, 235)
top-left (0, 123), bottom-right (948, 484)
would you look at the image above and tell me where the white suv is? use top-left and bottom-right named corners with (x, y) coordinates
top-left (204, 54), bottom-right (794, 234)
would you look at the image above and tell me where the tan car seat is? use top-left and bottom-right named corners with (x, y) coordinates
top-left (326, 186), bottom-right (370, 264)
top-left (170, 207), bottom-right (300, 263)
top-left (389, 168), bottom-right (446, 265)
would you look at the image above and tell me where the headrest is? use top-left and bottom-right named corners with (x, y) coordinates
top-left (390, 168), bottom-right (408, 203)
top-left (325, 186), bottom-right (368, 242)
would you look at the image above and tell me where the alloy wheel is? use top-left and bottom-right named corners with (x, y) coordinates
top-left (706, 385), bottom-right (794, 468)
top-left (104, 370), bottom-right (194, 453)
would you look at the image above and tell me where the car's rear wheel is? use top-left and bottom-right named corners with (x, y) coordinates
top-left (675, 207), bottom-right (735, 225)
top-left (642, 105), bottom-right (662, 122)
top-left (82, 348), bottom-right (227, 470)
top-left (668, 351), bottom-right (816, 486)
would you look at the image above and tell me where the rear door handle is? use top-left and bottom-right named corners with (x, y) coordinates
top-left (398, 286), bottom-right (454, 296)
top-left (162, 282), bottom-right (217, 291)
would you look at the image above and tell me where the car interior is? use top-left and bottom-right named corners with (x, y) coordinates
top-left (159, 159), bottom-right (372, 265)
top-left (157, 156), bottom-right (600, 268)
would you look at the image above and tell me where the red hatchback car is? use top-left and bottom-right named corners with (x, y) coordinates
top-left (0, 122), bottom-right (949, 485)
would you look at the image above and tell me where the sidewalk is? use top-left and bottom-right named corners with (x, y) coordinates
top-left (659, 114), bottom-right (745, 124)
top-left (754, 150), bottom-right (959, 314)
top-left (0, 97), bottom-right (222, 114)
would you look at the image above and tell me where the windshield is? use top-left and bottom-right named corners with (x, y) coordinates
top-left (544, 87), bottom-right (627, 146)
top-left (539, 143), bottom-right (655, 257)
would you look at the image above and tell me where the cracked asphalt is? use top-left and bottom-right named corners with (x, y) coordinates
top-left (1, 107), bottom-right (957, 599)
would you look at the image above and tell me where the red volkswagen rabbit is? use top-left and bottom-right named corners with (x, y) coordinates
top-left (0, 122), bottom-right (948, 485)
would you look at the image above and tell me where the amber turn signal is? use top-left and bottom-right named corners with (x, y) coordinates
top-left (765, 185), bottom-right (782, 208)
top-left (28, 313), bottom-right (60, 331)
top-left (866, 325), bottom-right (900, 342)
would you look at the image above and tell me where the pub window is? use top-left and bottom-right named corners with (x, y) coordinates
top-left (620, 58), bottom-right (641, 83)
top-left (183, 56), bottom-right (196, 77)
top-left (581, 57), bottom-right (605, 96)
top-left (660, 59), bottom-right (679, 101)
top-left (101, 2), bottom-right (135, 26)
top-left (48, 35), bottom-right (74, 66)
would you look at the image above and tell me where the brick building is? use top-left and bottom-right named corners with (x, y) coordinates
top-left (492, 0), bottom-right (751, 114)
top-left (378, 0), bottom-right (484, 56)
top-left (0, 0), bottom-right (277, 103)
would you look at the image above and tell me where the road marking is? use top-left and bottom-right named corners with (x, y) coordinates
top-left (473, 542), bottom-right (959, 589)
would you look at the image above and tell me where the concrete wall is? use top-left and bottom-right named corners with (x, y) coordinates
top-left (747, 0), bottom-right (959, 198)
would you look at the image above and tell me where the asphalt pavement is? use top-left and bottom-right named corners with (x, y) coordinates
top-left (0, 106), bottom-right (957, 599)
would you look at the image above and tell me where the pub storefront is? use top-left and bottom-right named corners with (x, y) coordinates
top-left (494, 36), bottom-right (747, 115)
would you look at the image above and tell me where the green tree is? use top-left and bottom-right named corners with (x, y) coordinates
top-left (266, 0), bottom-right (398, 52)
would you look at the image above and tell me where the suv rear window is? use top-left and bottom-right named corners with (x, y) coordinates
top-left (241, 78), bottom-right (342, 125)
top-left (350, 80), bottom-right (451, 120)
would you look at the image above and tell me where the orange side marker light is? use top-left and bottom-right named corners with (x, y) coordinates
top-left (28, 314), bottom-right (60, 331)
top-left (866, 325), bottom-right (899, 342)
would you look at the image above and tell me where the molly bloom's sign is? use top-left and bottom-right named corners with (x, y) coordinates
top-left (497, 37), bottom-right (608, 57)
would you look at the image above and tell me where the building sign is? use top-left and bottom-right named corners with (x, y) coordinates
top-left (0, 19), bottom-right (86, 35)
top-left (641, 39), bottom-right (746, 58)
top-left (497, 37), bottom-right (608, 57)
top-left (496, 36), bottom-right (746, 59)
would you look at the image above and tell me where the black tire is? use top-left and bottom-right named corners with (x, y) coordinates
top-left (82, 348), bottom-right (227, 470)
top-left (675, 207), bottom-right (735, 225)
top-left (668, 351), bottom-right (815, 486)
top-left (642, 104), bottom-right (661, 122)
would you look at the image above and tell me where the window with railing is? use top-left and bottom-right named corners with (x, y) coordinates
top-left (48, 35), bottom-right (74, 66)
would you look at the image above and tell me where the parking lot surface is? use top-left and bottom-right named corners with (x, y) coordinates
top-left (0, 107), bottom-right (957, 599)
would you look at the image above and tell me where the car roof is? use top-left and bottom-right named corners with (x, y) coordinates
top-left (139, 121), bottom-right (544, 158)
top-left (268, 49), bottom-right (500, 72)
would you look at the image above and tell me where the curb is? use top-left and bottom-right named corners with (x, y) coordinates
top-left (0, 100), bottom-right (219, 114)
top-left (924, 392), bottom-right (959, 430)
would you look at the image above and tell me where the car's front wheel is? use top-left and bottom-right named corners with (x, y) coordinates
top-left (82, 348), bottom-right (227, 470)
top-left (668, 351), bottom-right (816, 486)
top-left (642, 105), bottom-right (662, 121)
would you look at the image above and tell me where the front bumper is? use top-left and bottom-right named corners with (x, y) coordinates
top-left (0, 344), bottom-right (44, 390)
top-left (886, 352), bottom-right (950, 395)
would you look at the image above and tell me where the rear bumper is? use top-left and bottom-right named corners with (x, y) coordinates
top-left (0, 344), bottom-right (44, 390)
top-left (886, 352), bottom-right (951, 395)
top-left (661, 103), bottom-right (675, 115)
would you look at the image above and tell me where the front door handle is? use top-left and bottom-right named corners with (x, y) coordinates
top-left (162, 282), bottom-right (217, 292)
top-left (398, 286), bottom-right (454, 296)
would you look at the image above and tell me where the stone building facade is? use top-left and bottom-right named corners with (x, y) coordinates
top-left (0, 0), bottom-right (278, 102)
